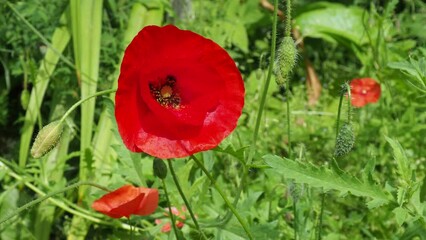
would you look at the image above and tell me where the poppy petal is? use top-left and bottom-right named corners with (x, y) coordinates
top-left (92, 185), bottom-right (158, 218)
top-left (115, 25), bottom-right (244, 158)
top-left (349, 78), bottom-right (381, 107)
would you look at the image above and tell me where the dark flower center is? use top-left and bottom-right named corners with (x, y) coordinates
top-left (149, 75), bottom-right (181, 108)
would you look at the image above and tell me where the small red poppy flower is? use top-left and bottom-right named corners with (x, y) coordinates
top-left (115, 25), bottom-right (245, 159)
top-left (92, 185), bottom-right (158, 218)
top-left (155, 206), bottom-right (187, 232)
top-left (349, 78), bottom-right (381, 107)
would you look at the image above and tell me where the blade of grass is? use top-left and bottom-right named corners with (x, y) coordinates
top-left (68, 0), bottom-right (103, 239)
top-left (92, 2), bottom-right (164, 175)
top-left (16, 13), bottom-right (70, 167)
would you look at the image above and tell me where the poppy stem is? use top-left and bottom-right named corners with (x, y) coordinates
top-left (335, 87), bottom-right (345, 140)
top-left (286, 77), bottom-right (292, 158)
top-left (247, 0), bottom-right (279, 166)
top-left (59, 88), bottom-right (117, 125)
top-left (167, 160), bottom-right (208, 240)
top-left (285, 0), bottom-right (292, 37)
top-left (0, 181), bottom-right (110, 225)
top-left (335, 82), bottom-right (352, 141)
top-left (191, 155), bottom-right (254, 240)
top-left (161, 179), bottom-right (182, 240)
top-left (346, 83), bottom-right (352, 122)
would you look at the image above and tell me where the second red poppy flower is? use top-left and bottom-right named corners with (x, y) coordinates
top-left (115, 25), bottom-right (245, 159)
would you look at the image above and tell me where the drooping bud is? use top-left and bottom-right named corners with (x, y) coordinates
top-left (31, 120), bottom-right (64, 158)
top-left (153, 158), bottom-right (168, 179)
top-left (334, 122), bottom-right (355, 157)
top-left (275, 36), bottom-right (297, 86)
top-left (21, 89), bottom-right (30, 110)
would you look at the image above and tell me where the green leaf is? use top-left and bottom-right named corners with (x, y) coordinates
top-left (385, 137), bottom-right (411, 183)
top-left (18, 13), bottom-right (71, 167)
top-left (0, 188), bottom-right (19, 239)
top-left (231, 23), bottom-right (249, 53)
top-left (263, 155), bottom-right (391, 208)
top-left (295, 2), bottom-right (369, 46)
top-left (388, 57), bottom-right (426, 93)
top-left (392, 207), bottom-right (409, 226)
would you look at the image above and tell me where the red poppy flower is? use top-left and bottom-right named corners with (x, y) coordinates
top-left (92, 185), bottom-right (158, 218)
top-left (349, 78), bottom-right (381, 107)
top-left (155, 206), bottom-right (187, 232)
top-left (115, 25), bottom-right (245, 159)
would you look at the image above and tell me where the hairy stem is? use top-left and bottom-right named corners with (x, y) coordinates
top-left (0, 180), bottom-right (110, 225)
top-left (167, 160), bottom-right (207, 240)
top-left (247, 0), bottom-right (279, 166)
top-left (59, 89), bottom-right (116, 124)
top-left (285, 0), bottom-right (292, 37)
top-left (161, 179), bottom-right (181, 240)
top-left (191, 155), bottom-right (254, 240)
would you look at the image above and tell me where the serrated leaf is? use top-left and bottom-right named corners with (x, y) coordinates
top-left (397, 187), bottom-right (407, 206)
top-left (263, 155), bottom-right (390, 208)
top-left (385, 137), bottom-right (411, 183)
top-left (393, 207), bottom-right (409, 226)
top-left (366, 198), bottom-right (388, 209)
top-left (361, 157), bottom-right (376, 184)
top-left (388, 57), bottom-right (426, 93)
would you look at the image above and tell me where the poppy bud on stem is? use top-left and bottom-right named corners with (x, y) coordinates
top-left (334, 122), bottom-right (355, 157)
top-left (275, 36), bottom-right (297, 86)
top-left (153, 158), bottom-right (168, 179)
top-left (31, 120), bottom-right (64, 158)
top-left (334, 83), bottom-right (354, 157)
top-left (30, 89), bottom-right (116, 158)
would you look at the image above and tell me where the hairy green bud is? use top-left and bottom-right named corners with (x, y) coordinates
top-left (153, 158), bottom-right (168, 179)
top-left (334, 122), bottom-right (355, 157)
top-left (275, 36), bottom-right (297, 86)
top-left (31, 120), bottom-right (64, 158)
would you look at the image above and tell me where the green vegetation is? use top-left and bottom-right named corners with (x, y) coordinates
top-left (1, 0), bottom-right (425, 239)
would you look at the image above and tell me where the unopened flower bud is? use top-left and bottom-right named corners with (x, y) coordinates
top-left (31, 120), bottom-right (63, 158)
top-left (334, 122), bottom-right (355, 157)
top-left (275, 36), bottom-right (297, 86)
top-left (153, 158), bottom-right (167, 179)
top-left (21, 89), bottom-right (30, 110)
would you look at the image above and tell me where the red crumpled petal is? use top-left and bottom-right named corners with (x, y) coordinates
top-left (115, 25), bottom-right (244, 158)
top-left (92, 185), bottom-right (159, 218)
top-left (349, 78), bottom-right (381, 107)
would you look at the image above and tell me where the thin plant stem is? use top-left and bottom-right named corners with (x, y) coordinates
top-left (59, 89), bottom-right (117, 124)
top-left (335, 83), bottom-right (352, 141)
top-left (128, 218), bottom-right (133, 240)
top-left (317, 192), bottom-right (326, 240)
top-left (335, 90), bottom-right (345, 140)
top-left (211, 0), bottom-right (280, 228)
top-left (285, 0), bottom-right (293, 158)
top-left (346, 83), bottom-right (352, 122)
top-left (167, 160), bottom-right (208, 240)
top-left (293, 198), bottom-right (297, 240)
top-left (247, 0), bottom-right (279, 166)
top-left (285, 0), bottom-right (292, 37)
top-left (0, 181), bottom-right (110, 225)
top-left (0, 162), bottom-right (144, 231)
top-left (191, 155), bottom-right (254, 240)
top-left (161, 179), bottom-right (181, 240)
top-left (286, 81), bottom-right (292, 158)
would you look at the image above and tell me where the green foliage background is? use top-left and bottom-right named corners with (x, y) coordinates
top-left (0, 0), bottom-right (425, 239)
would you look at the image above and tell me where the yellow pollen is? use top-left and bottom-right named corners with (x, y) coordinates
top-left (160, 85), bottom-right (173, 98)
top-left (362, 89), bottom-right (367, 94)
